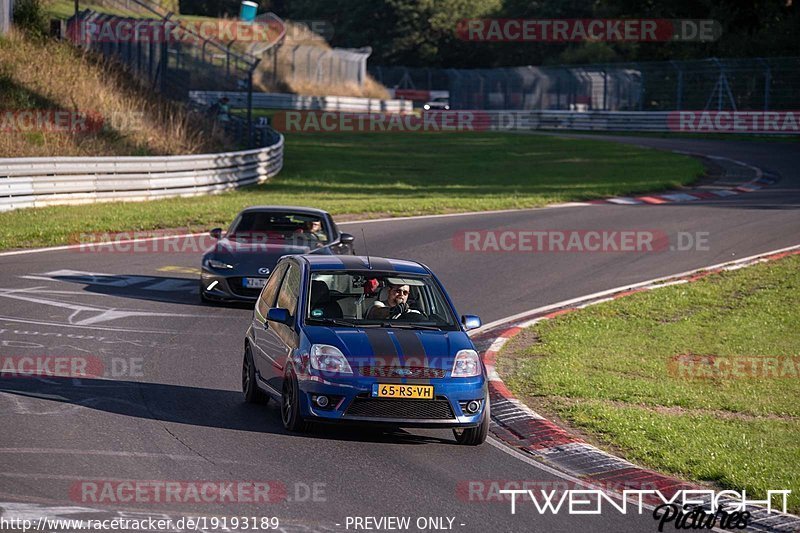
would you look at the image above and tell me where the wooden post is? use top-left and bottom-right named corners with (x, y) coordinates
top-left (0, 0), bottom-right (14, 35)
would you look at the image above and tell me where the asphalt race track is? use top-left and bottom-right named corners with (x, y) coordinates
top-left (1, 136), bottom-right (798, 533)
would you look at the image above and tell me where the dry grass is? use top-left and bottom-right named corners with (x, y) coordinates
top-left (277, 76), bottom-right (390, 99)
top-left (0, 29), bottom-right (232, 157)
top-left (253, 20), bottom-right (390, 99)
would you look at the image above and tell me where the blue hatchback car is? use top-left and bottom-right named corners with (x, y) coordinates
top-left (243, 254), bottom-right (489, 445)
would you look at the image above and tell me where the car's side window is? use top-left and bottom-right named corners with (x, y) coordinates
top-left (257, 263), bottom-right (288, 320)
top-left (277, 264), bottom-right (301, 318)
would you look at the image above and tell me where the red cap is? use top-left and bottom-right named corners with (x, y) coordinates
top-left (364, 278), bottom-right (379, 295)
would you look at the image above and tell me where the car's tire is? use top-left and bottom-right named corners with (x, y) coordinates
top-left (242, 344), bottom-right (268, 404)
top-left (281, 370), bottom-right (308, 432)
top-left (453, 392), bottom-right (490, 446)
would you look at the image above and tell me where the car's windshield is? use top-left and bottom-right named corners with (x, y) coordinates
top-left (305, 271), bottom-right (459, 330)
top-left (228, 212), bottom-right (329, 244)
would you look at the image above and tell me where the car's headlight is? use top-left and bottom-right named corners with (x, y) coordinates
top-left (451, 349), bottom-right (481, 377)
top-left (204, 258), bottom-right (233, 270)
top-left (310, 344), bottom-right (353, 374)
top-left (423, 104), bottom-right (430, 110)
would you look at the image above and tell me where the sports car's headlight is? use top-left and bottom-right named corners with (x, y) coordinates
top-left (310, 344), bottom-right (353, 374)
top-left (204, 258), bottom-right (234, 270)
top-left (451, 349), bottom-right (481, 377)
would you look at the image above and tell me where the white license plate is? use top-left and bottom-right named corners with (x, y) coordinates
top-left (243, 277), bottom-right (268, 289)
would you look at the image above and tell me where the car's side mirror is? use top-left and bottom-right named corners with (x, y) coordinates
top-left (267, 307), bottom-right (292, 326)
top-left (339, 233), bottom-right (355, 244)
top-left (209, 228), bottom-right (223, 239)
top-left (461, 315), bottom-right (482, 331)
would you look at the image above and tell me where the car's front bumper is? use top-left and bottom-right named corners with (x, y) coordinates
top-left (296, 374), bottom-right (487, 428)
top-left (200, 268), bottom-right (266, 302)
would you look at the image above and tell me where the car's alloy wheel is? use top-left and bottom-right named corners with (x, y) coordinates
top-left (453, 392), bottom-right (490, 445)
top-left (281, 371), bottom-right (307, 432)
top-left (242, 344), bottom-right (267, 404)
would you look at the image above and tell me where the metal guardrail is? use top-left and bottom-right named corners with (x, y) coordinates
top-left (459, 110), bottom-right (796, 134)
top-left (0, 135), bottom-right (284, 212)
top-left (477, 110), bottom-right (675, 132)
top-left (190, 91), bottom-right (413, 113)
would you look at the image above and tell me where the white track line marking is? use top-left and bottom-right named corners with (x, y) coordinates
top-left (473, 243), bottom-right (800, 335)
top-left (0, 203), bottom-right (596, 258)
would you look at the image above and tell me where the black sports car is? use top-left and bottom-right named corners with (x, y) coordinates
top-left (200, 206), bottom-right (355, 303)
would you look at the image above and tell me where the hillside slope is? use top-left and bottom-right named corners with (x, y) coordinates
top-left (0, 29), bottom-right (231, 158)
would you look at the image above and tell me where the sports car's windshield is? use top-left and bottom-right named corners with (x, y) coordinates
top-left (306, 272), bottom-right (459, 331)
top-left (228, 212), bottom-right (328, 244)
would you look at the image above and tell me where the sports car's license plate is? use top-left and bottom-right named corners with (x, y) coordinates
top-left (243, 278), bottom-right (268, 289)
top-left (373, 384), bottom-right (434, 399)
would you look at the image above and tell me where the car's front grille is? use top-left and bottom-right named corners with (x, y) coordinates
top-left (227, 277), bottom-right (261, 298)
top-left (345, 397), bottom-right (455, 420)
top-left (358, 366), bottom-right (446, 379)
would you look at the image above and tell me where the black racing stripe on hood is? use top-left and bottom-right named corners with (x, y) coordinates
top-left (392, 330), bottom-right (431, 385)
top-left (364, 329), bottom-right (397, 367)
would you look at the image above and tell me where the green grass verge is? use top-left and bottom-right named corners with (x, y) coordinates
top-left (0, 133), bottom-right (702, 250)
top-left (498, 254), bottom-right (800, 512)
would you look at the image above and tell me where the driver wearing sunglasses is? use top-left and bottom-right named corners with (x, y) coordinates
top-left (366, 282), bottom-right (421, 320)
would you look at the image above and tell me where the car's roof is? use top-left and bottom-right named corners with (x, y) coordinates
top-left (238, 205), bottom-right (331, 216)
top-left (300, 255), bottom-right (430, 275)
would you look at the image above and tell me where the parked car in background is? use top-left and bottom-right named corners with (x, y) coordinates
top-left (423, 97), bottom-right (450, 110)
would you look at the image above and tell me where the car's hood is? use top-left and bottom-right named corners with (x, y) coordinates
top-left (304, 326), bottom-right (474, 370)
top-left (207, 240), bottom-right (311, 274)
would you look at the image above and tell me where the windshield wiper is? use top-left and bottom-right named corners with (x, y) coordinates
top-left (380, 322), bottom-right (443, 331)
top-left (307, 318), bottom-right (380, 328)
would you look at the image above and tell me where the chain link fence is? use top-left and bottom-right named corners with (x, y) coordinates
top-left (371, 58), bottom-right (800, 111)
top-left (63, 0), bottom-right (282, 146)
top-left (282, 44), bottom-right (371, 88)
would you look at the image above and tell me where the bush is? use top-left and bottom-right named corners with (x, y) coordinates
top-left (13, 0), bottom-right (49, 37)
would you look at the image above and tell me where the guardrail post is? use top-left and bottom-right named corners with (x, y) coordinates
top-left (637, 64), bottom-right (645, 111)
top-left (757, 57), bottom-right (771, 111)
top-left (247, 69), bottom-right (254, 146)
top-left (670, 61), bottom-right (683, 111)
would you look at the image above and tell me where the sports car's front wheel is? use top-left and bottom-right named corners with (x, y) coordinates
top-left (453, 393), bottom-right (490, 445)
top-left (281, 371), bottom-right (308, 432)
